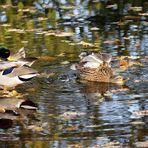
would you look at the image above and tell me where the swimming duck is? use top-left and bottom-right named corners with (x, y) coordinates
top-left (0, 61), bottom-right (39, 90)
top-left (73, 52), bottom-right (124, 84)
top-left (0, 47), bottom-right (39, 91)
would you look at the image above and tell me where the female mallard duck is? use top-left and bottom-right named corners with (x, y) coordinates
top-left (0, 61), bottom-right (39, 90)
top-left (72, 52), bottom-right (124, 85)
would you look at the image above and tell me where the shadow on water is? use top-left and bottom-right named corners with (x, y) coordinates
top-left (0, 0), bottom-right (148, 147)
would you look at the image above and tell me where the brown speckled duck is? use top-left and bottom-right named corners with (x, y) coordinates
top-left (71, 52), bottom-right (124, 85)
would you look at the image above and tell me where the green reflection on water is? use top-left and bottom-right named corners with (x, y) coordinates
top-left (0, 0), bottom-right (147, 147)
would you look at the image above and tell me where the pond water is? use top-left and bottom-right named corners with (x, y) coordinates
top-left (0, 0), bottom-right (148, 147)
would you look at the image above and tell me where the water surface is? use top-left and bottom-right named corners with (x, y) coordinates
top-left (0, 0), bottom-right (148, 147)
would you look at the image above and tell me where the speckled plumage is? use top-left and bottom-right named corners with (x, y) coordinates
top-left (76, 63), bottom-right (113, 82)
top-left (74, 52), bottom-right (123, 84)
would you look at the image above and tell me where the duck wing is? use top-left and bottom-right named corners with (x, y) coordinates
top-left (10, 47), bottom-right (26, 60)
top-left (0, 61), bottom-right (29, 71)
top-left (80, 54), bottom-right (103, 68)
top-left (7, 65), bottom-right (38, 77)
top-left (96, 53), bottom-right (112, 64)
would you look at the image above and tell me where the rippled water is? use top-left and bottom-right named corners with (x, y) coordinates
top-left (0, 0), bottom-right (148, 147)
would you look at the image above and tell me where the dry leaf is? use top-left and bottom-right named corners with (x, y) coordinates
top-left (130, 7), bottom-right (142, 12)
top-left (7, 28), bottom-right (25, 33)
top-left (38, 55), bottom-right (56, 61)
top-left (135, 141), bottom-right (148, 148)
top-left (27, 125), bottom-right (44, 132)
top-left (90, 27), bottom-right (100, 31)
top-left (77, 41), bottom-right (96, 48)
top-left (59, 111), bottom-right (85, 119)
top-left (130, 121), bottom-right (145, 125)
top-left (67, 144), bottom-right (83, 148)
top-left (57, 53), bottom-right (66, 57)
top-left (139, 13), bottom-right (148, 16)
top-left (65, 125), bottom-right (79, 131)
top-left (38, 72), bottom-right (55, 78)
top-left (133, 110), bottom-right (148, 116)
top-left (60, 61), bottom-right (70, 65)
top-left (55, 32), bottom-right (73, 37)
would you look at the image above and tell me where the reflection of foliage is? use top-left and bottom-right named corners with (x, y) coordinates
top-left (0, 0), bottom-right (147, 56)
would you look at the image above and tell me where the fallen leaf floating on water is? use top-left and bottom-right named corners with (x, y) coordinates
top-left (0, 24), bottom-right (11, 27)
top-left (130, 121), bottom-right (145, 125)
top-left (55, 32), bottom-right (73, 37)
top-left (118, 56), bottom-right (143, 68)
top-left (106, 4), bottom-right (118, 9)
top-left (135, 141), bottom-right (148, 148)
top-left (86, 124), bottom-right (102, 128)
top-left (67, 144), bottom-right (83, 148)
top-left (90, 27), bottom-right (100, 31)
top-left (0, 90), bottom-right (23, 98)
top-left (21, 40), bottom-right (28, 44)
top-left (38, 17), bottom-right (48, 21)
top-left (103, 141), bottom-right (121, 148)
top-left (57, 52), bottom-right (66, 57)
top-left (139, 12), bottom-right (148, 16)
top-left (38, 72), bottom-right (55, 78)
top-left (7, 28), bottom-right (25, 33)
top-left (38, 55), bottom-right (56, 61)
top-left (18, 8), bottom-right (30, 12)
top-left (26, 125), bottom-right (44, 132)
top-left (18, 7), bottom-right (36, 13)
top-left (44, 31), bottom-right (73, 37)
top-left (61, 5), bottom-right (75, 10)
top-left (60, 61), bottom-right (70, 65)
top-left (65, 125), bottom-right (79, 131)
top-left (103, 39), bottom-right (121, 45)
top-left (123, 15), bottom-right (140, 21)
top-left (111, 87), bottom-right (129, 93)
top-left (133, 110), bottom-right (148, 116)
top-left (77, 41), bottom-right (97, 48)
top-left (59, 111), bottom-right (86, 119)
top-left (1, 4), bottom-right (12, 8)
top-left (130, 6), bottom-right (142, 12)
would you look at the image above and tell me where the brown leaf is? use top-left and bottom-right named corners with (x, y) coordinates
top-left (133, 110), bottom-right (148, 116)
top-left (135, 141), bottom-right (148, 148)
top-left (38, 56), bottom-right (56, 61)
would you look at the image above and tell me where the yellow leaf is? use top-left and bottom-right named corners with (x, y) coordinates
top-left (38, 56), bottom-right (56, 61)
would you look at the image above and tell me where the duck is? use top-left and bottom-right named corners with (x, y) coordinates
top-left (0, 47), bottom-right (39, 91)
top-left (0, 61), bottom-right (39, 91)
top-left (72, 52), bottom-right (124, 85)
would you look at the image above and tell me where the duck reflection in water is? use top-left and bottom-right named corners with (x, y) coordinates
top-left (71, 51), bottom-right (125, 104)
top-left (80, 80), bottom-right (123, 105)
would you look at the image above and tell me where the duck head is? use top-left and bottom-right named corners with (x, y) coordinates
top-left (0, 47), bottom-right (10, 60)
